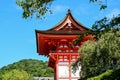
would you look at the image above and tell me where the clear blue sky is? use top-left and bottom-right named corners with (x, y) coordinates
top-left (0, 0), bottom-right (120, 68)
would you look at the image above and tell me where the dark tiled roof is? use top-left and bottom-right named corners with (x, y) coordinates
top-left (47, 9), bottom-right (91, 31)
top-left (35, 30), bottom-right (91, 35)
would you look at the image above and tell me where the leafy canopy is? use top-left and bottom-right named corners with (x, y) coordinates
top-left (89, 0), bottom-right (107, 10)
top-left (85, 65), bottom-right (120, 80)
top-left (0, 59), bottom-right (54, 77)
top-left (72, 14), bottom-right (120, 79)
top-left (74, 14), bottom-right (120, 45)
top-left (1, 69), bottom-right (32, 80)
top-left (16, 0), bottom-right (54, 19)
top-left (16, 0), bottom-right (107, 19)
top-left (79, 31), bottom-right (120, 78)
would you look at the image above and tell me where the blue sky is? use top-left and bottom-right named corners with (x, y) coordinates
top-left (0, 0), bottom-right (120, 68)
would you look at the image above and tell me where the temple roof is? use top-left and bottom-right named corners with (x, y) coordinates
top-left (36, 9), bottom-right (92, 35)
top-left (35, 30), bottom-right (90, 35)
top-left (35, 9), bottom-right (93, 56)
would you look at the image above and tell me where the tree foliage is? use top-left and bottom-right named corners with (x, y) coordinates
top-left (0, 59), bottom-right (54, 77)
top-left (74, 14), bottom-right (120, 45)
top-left (72, 14), bottom-right (120, 79)
top-left (89, 0), bottom-right (107, 10)
top-left (79, 31), bottom-right (120, 78)
top-left (16, 0), bottom-right (53, 19)
top-left (92, 14), bottom-right (120, 39)
top-left (1, 69), bottom-right (32, 80)
top-left (84, 65), bottom-right (120, 80)
top-left (16, 0), bottom-right (108, 19)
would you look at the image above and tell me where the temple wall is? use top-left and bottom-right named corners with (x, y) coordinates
top-left (57, 61), bottom-right (81, 80)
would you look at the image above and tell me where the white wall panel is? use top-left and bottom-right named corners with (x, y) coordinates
top-left (58, 66), bottom-right (69, 77)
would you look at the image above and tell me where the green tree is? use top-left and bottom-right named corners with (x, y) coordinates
top-left (44, 67), bottom-right (54, 77)
top-left (16, 0), bottom-right (53, 19)
top-left (89, 0), bottom-right (107, 10)
top-left (92, 14), bottom-right (120, 39)
top-left (79, 31), bottom-right (120, 78)
top-left (1, 69), bottom-right (32, 80)
top-left (0, 59), bottom-right (54, 77)
top-left (71, 14), bottom-right (120, 79)
top-left (74, 14), bottom-right (120, 45)
top-left (16, 0), bottom-right (107, 19)
top-left (85, 65), bottom-right (120, 80)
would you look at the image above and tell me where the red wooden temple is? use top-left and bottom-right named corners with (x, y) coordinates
top-left (35, 10), bottom-right (94, 80)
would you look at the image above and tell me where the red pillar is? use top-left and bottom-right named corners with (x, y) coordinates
top-left (55, 63), bottom-right (58, 80)
top-left (69, 54), bottom-right (72, 80)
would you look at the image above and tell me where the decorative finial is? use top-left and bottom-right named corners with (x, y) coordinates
top-left (67, 9), bottom-right (71, 14)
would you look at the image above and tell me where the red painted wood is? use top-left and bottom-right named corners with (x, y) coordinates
top-left (35, 10), bottom-right (95, 80)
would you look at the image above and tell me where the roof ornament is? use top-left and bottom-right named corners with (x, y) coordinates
top-left (67, 9), bottom-right (71, 14)
top-left (68, 21), bottom-right (71, 26)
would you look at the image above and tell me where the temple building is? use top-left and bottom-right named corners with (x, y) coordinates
top-left (35, 10), bottom-right (94, 80)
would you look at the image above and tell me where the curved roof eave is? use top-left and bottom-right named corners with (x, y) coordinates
top-left (47, 9), bottom-right (93, 31)
top-left (47, 12), bottom-right (68, 31)
top-left (35, 29), bottom-right (90, 35)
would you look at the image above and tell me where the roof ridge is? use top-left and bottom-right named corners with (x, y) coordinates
top-left (42, 9), bottom-right (92, 31)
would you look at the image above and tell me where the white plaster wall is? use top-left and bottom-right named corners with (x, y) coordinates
top-left (58, 66), bottom-right (69, 77)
